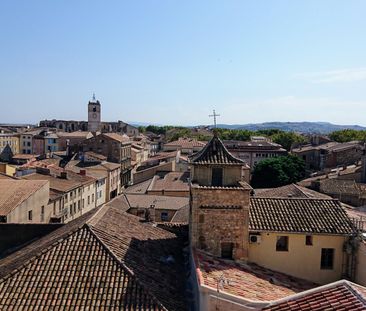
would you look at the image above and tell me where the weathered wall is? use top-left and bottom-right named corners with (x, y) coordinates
top-left (248, 232), bottom-right (346, 284)
top-left (356, 241), bottom-right (366, 286)
top-left (192, 165), bottom-right (243, 187)
top-left (191, 186), bottom-right (250, 260)
top-left (7, 182), bottom-right (50, 223)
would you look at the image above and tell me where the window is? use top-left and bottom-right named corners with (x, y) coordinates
top-left (161, 212), bottom-right (169, 221)
top-left (321, 248), bottom-right (334, 270)
top-left (306, 235), bottom-right (313, 246)
top-left (87, 196), bottom-right (90, 205)
top-left (70, 204), bottom-right (73, 215)
top-left (78, 200), bottom-right (81, 211)
top-left (276, 236), bottom-right (288, 251)
top-left (211, 167), bottom-right (223, 187)
top-left (92, 194), bottom-right (94, 203)
top-left (221, 242), bottom-right (234, 259)
top-left (28, 210), bottom-right (33, 221)
top-left (199, 214), bottom-right (204, 223)
top-left (73, 203), bottom-right (76, 214)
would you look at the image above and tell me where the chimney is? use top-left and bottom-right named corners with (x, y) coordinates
top-left (60, 172), bottom-right (68, 179)
top-left (79, 170), bottom-right (86, 176)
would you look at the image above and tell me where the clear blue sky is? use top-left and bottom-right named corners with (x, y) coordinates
top-left (1, 1), bottom-right (366, 126)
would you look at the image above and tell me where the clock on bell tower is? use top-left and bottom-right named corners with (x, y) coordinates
top-left (88, 93), bottom-right (101, 132)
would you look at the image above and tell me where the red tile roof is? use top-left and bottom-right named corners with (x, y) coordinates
top-left (264, 280), bottom-right (366, 310)
top-left (0, 204), bottom-right (187, 310)
top-left (249, 197), bottom-right (355, 235)
top-left (164, 138), bottom-right (206, 149)
top-left (194, 249), bottom-right (315, 302)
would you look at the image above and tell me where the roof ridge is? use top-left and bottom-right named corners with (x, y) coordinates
top-left (345, 281), bottom-right (366, 306)
top-left (250, 196), bottom-right (340, 202)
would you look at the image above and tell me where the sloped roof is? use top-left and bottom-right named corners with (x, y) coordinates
top-left (249, 197), bottom-right (355, 234)
top-left (164, 138), bottom-right (206, 149)
top-left (171, 204), bottom-right (189, 223)
top-left (0, 180), bottom-right (48, 216)
top-left (125, 193), bottom-right (189, 211)
top-left (254, 184), bottom-right (332, 199)
top-left (124, 179), bottom-right (153, 194)
top-left (0, 204), bottom-right (187, 310)
top-left (263, 280), bottom-right (366, 311)
top-left (194, 249), bottom-right (315, 302)
top-left (148, 172), bottom-right (189, 193)
top-left (102, 132), bottom-right (130, 143)
top-left (0, 227), bottom-right (163, 310)
top-left (189, 135), bottom-right (245, 165)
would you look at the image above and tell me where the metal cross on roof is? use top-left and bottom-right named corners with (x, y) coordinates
top-left (209, 109), bottom-right (220, 128)
top-left (92, 93), bottom-right (96, 101)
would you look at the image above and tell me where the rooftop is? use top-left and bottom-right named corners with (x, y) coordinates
top-left (254, 183), bottom-right (332, 199)
top-left (264, 280), bottom-right (366, 310)
top-left (22, 169), bottom-right (95, 193)
top-left (189, 135), bottom-right (246, 165)
top-left (249, 197), bottom-right (355, 235)
top-left (102, 132), bottom-right (130, 143)
top-left (57, 131), bottom-right (92, 138)
top-left (148, 171), bottom-right (189, 193)
top-left (124, 178), bottom-right (153, 194)
top-left (125, 193), bottom-right (189, 211)
top-left (194, 249), bottom-right (315, 302)
top-left (164, 137), bottom-right (206, 149)
top-left (0, 180), bottom-right (48, 216)
top-left (0, 204), bottom-right (187, 310)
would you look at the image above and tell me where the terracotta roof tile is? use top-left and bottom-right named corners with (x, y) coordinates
top-left (264, 281), bottom-right (366, 310)
top-left (125, 194), bottom-right (189, 211)
top-left (254, 184), bottom-right (332, 199)
top-left (0, 204), bottom-right (187, 310)
top-left (194, 249), bottom-right (315, 302)
top-left (0, 180), bottom-right (48, 216)
top-left (148, 172), bottom-right (189, 193)
top-left (249, 197), bottom-right (355, 234)
top-left (164, 138), bottom-right (206, 149)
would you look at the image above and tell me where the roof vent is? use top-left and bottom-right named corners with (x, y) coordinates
top-left (60, 172), bottom-right (68, 179)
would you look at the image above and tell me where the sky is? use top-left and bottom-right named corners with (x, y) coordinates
top-left (1, 1), bottom-right (366, 126)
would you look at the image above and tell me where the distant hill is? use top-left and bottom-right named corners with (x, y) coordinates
top-left (215, 122), bottom-right (366, 134)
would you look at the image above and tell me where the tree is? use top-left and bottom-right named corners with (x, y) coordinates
top-left (329, 129), bottom-right (366, 143)
top-left (271, 131), bottom-right (307, 151)
top-left (251, 155), bottom-right (306, 188)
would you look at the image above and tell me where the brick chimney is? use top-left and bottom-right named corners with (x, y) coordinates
top-left (60, 172), bottom-right (68, 179)
top-left (79, 170), bottom-right (86, 176)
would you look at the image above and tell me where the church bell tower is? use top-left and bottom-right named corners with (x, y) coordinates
top-left (88, 94), bottom-right (101, 132)
top-left (189, 133), bottom-right (252, 261)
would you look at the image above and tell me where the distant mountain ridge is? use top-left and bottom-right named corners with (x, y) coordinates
top-left (215, 122), bottom-right (366, 134)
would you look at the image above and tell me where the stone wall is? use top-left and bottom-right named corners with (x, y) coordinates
top-left (190, 186), bottom-right (250, 260)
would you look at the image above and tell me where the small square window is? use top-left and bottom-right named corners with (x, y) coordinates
top-left (306, 235), bottom-right (313, 246)
top-left (276, 236), bottom-right (288, 252)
